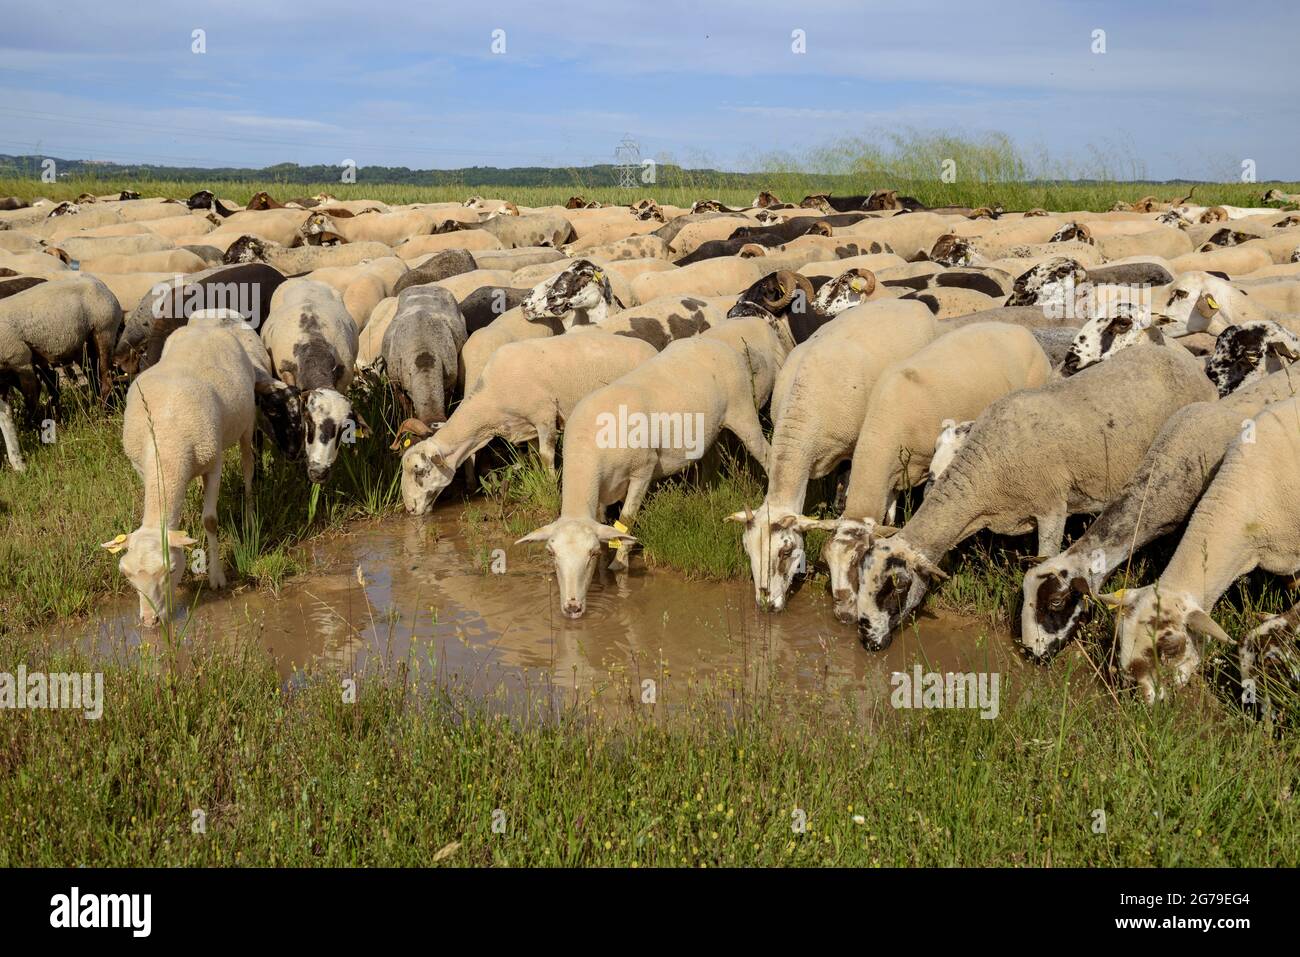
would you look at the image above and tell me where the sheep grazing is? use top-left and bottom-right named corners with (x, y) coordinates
top-left (854, 344), bottom-right (1216, 649)
top-left (517, 337), bottom-right (773, 618)
top-left (522, 259), bottom-right (620, 328)
top-left (102, 321), bottom-right (262, 625)
top-left (1099, 395), bottom-right (1300, 702)
top-left (1020, 368), bottom-right (1300, 663)
top-left (260, 278), bottom-right (359, 483)
top-left (729, 301), bottom-right (937, 611)
top-left (396, 330), bottom-right (657, 515)
top-left (1205, 321), bottom-right (1300, 396)
top-left (0, 276), bottom-right (122, 471)
top-left (380, 284), bottom-right (467, 428)
top-left (816, 323), bottom-right (1052, 623)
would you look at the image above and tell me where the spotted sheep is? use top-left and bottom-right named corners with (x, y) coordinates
top-left (1206, 321), bottom-right (1300, 396)
top-left (854, 344), bottom-right (1215, 650)
top-left (259, 278), bottom-right (360, 483)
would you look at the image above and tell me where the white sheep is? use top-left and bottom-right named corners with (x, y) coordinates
top-left (815, 322), bottom-right (1052, 622)
top-left (517, 336), bottom-right (773, 618)
top-left (1099, 395), bottom-right (1300, 702)
top-left (727, 300), bottom-right (937, 611)
top-left (396, 330), bottom-right (657, 514)
top-left (854, 344), bottom-right (1217, 649)
top-left (102, 321), bottom-right (262, 625)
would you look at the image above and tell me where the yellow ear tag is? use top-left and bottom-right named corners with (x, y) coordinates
top-left (609, 519), bottom-right (630, 547)
top-left (593, 270), bottom-right (604, 281)
top-left (102, 533), bottom-right (128, 554)
top-left (1206, 295), bottom-right (1220, 311)
top-left (850, 279), bottom-right (865, 292)
top-left (1113, 588), bottom-right (1126, 601)
top-left (403, 437), bottom-right (412, 448)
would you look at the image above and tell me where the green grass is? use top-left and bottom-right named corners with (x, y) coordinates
top-left (3, 171), bottom-right (1298, 216)
top-left (0, 625), bottom-right (1296, 866)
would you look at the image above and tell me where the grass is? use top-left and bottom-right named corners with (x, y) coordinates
top-left (1, 624), bottom-right (1296, 866)
top-left (3, 172), bottom-right (1298, 217)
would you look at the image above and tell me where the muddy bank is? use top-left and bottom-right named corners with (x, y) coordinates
top-left (36, 502), bottom-right (1024, 714)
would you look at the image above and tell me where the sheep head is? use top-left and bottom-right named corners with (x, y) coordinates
top-left (102, 527), bottom-right (196, 627)
top-left (855, 535), bottom-right (948, 650)
top-left (1097, 586), bottom-right (1231, 704)
top-left (1060, 303), bottom-right (1159, 376)
top-left (301, 388), bottom-right (356, 484)
top-left (818, 518), bottom-right (897, 623)
top-left (929, 234), bottom-right (978, 267)
top-left (1206, 321), bottom-right (1300, 396)
top-left (521, 259), bottom-right (614, 327)
top-left (1020, 557), bottom-right (1096, 662)
top-left (516, 518), bottom-right (636, 619)
top-left (813, 268), bottom-right (876, 316)
top-left (396, 419), bottom-right (456, 516)
top-left (726, 503), bottom-right (822, 612)
top-left (1150, 272), bottom-right (1237, 336)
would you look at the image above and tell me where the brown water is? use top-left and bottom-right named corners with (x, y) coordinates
top-left (44, 503), bottom-right (1023, 715)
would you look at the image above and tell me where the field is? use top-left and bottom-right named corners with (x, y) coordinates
top-left (3, 174), bottom-right (1299, 867)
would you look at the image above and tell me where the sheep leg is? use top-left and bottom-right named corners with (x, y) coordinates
top-left (0, 396), bottom-right (26, 473)
top-left (462, 452), bottom-right (476, 492)
top-left (92, 331), bottom-right (115, 405)
top-left (609, 472), bottom-right (652, 573)
top-left (240, 429), bottom-right (255, 506)
top-left (1035, 509), bottom-right (1068, 558)
top-left (536, 423), bottom-right (558, 477)
top-left (201, 464), bottom-right (227, 590)
top-left (722, 406), bottom-right (772, 474)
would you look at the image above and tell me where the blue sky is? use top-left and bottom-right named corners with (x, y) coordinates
top-left (2, 0), bottom-right (1297, 179)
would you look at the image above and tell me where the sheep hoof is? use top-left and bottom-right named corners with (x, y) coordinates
top-left (208, 570), bottom-right (228, 591)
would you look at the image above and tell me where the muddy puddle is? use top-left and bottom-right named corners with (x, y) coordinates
top-left (36, 503), bottom-right (1026, 717)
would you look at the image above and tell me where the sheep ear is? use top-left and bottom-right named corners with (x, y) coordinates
top-left (1187, 608), bottom-right (1232, 644)
top-left (168, 530), bottom-right (197, 548)
top-left (596, 524), bottom-right (638, 547)
top-left (915, 555), bottom-right (950, 581)
top-left (724, 509), bottom-right (755, 526)
top-left (874, 524), bottom-right (901, 538)
top-left (1096, 590), bottom-right (1126, 608)
top-left (795, 517), bottom-right (839, 532)
top-left (100, 533), bottom-right (129, 554)
top-left (390, 416), bottom-right (433, 450)
top-left (515, 523), bottom-right (557, 546)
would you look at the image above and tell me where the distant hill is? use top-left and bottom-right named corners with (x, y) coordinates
top-left (0, 155), bottom-right (1215, 188)
top-left (0, 155), bottom-right (748, 188)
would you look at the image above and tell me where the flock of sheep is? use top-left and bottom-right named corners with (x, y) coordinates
top-left (4, 184), bottom-right (1300, 704)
